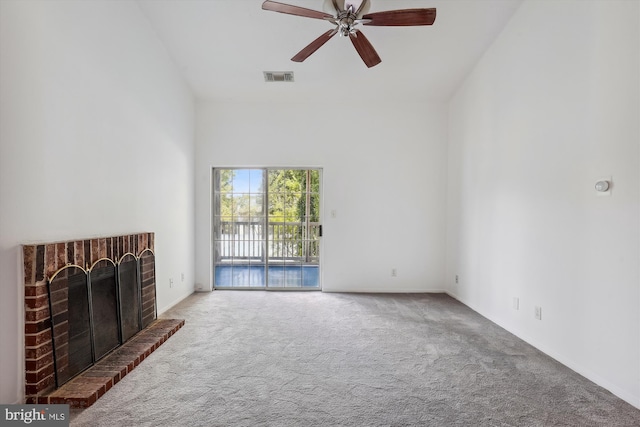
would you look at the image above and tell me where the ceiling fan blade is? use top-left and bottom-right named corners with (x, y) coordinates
top-left (349, 30), bottom-right (381, 68)
top-left (292, 29), bottom-right (338, 62)
top-left (363, 8), bottom-right (436, 26)
top-left (262, 1), bottom-right (334, 20)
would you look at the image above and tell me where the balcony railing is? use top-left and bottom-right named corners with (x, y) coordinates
top-left (214, 221), bottom-right (320, 264)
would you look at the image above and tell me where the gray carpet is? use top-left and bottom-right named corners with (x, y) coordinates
top-left (70, 291), bottom-right (640, 426)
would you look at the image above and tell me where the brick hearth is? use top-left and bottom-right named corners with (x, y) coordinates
top-left (37, 318), bottom-right (184, 408)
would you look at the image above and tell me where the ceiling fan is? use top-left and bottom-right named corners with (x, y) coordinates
top-left (262, 0), bottom-right (436, 68)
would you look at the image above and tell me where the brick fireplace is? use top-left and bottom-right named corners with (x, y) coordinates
top-left (22, 233), bottom-right (184, 407)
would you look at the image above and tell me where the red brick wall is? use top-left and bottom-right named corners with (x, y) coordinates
top-left (139, 251), bottom-right (157, 329)
top-left (23, 233), bottom-right (155, 404)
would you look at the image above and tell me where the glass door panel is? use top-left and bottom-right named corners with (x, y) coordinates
top-left (213, 168), bottom-right (266, 288)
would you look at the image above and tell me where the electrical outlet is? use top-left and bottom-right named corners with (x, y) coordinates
top-left (169, 278), bottom-right (174, 288)
top-left (455, 275), bottom-right (459, 284)
top-left (181, 273), bottom-right (185, 282)
top-left (391, 268), bottom-right (397, 277)
top-left (513, 297), bottom-right (519, 310)
top-left (535, 306), bottom-right (542, 320)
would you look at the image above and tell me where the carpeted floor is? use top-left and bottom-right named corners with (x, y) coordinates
top-left (70, 291), bottom-right (640, 426)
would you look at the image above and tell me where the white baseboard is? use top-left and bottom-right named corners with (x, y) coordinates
top-left (157, 290), bottom-right (194, 315)
top-left (322, 288), bottom-right (448, 294)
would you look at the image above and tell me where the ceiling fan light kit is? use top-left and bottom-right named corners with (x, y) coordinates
top-left (262, 0), bottom-right (436, 68)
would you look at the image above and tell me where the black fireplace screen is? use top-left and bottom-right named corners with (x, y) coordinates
top-left (89, 260), bottom-right (120, 360)
top-left (118, 254), bottom-right (141, 343)
top-left (47, 253), bottom-right (155, 387)
top-left (48, 266), bottom-right (93, 386)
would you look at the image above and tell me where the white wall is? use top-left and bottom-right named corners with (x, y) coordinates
top-left (446, 0), bottom-right (639, 407)
top-left (0, 0), bottom-right (195, 404)
top-left (195, 100), bottom-right (448, 293)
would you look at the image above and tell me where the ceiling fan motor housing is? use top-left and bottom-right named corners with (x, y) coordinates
top-left (336, 8), bottom-right (359, 36)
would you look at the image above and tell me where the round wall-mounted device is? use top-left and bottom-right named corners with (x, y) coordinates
top-left (595, 180), bottom-right (610, 192)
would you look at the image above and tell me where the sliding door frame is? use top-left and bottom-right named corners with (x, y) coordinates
top-left (211, 166), bottom-right (322, 291)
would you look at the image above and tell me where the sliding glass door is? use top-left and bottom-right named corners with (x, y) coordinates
top-left (212, 168), bottom-right (321, 289)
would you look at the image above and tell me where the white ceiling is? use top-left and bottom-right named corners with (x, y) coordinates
top-left (137, 0), bottom-right (523, 102)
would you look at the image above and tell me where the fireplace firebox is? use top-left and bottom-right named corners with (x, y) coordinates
top-left (23, 233), bottom-right (159, 403)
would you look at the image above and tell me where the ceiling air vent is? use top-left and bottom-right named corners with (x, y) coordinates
top-left (264, 71), bottom-right (294, 82)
